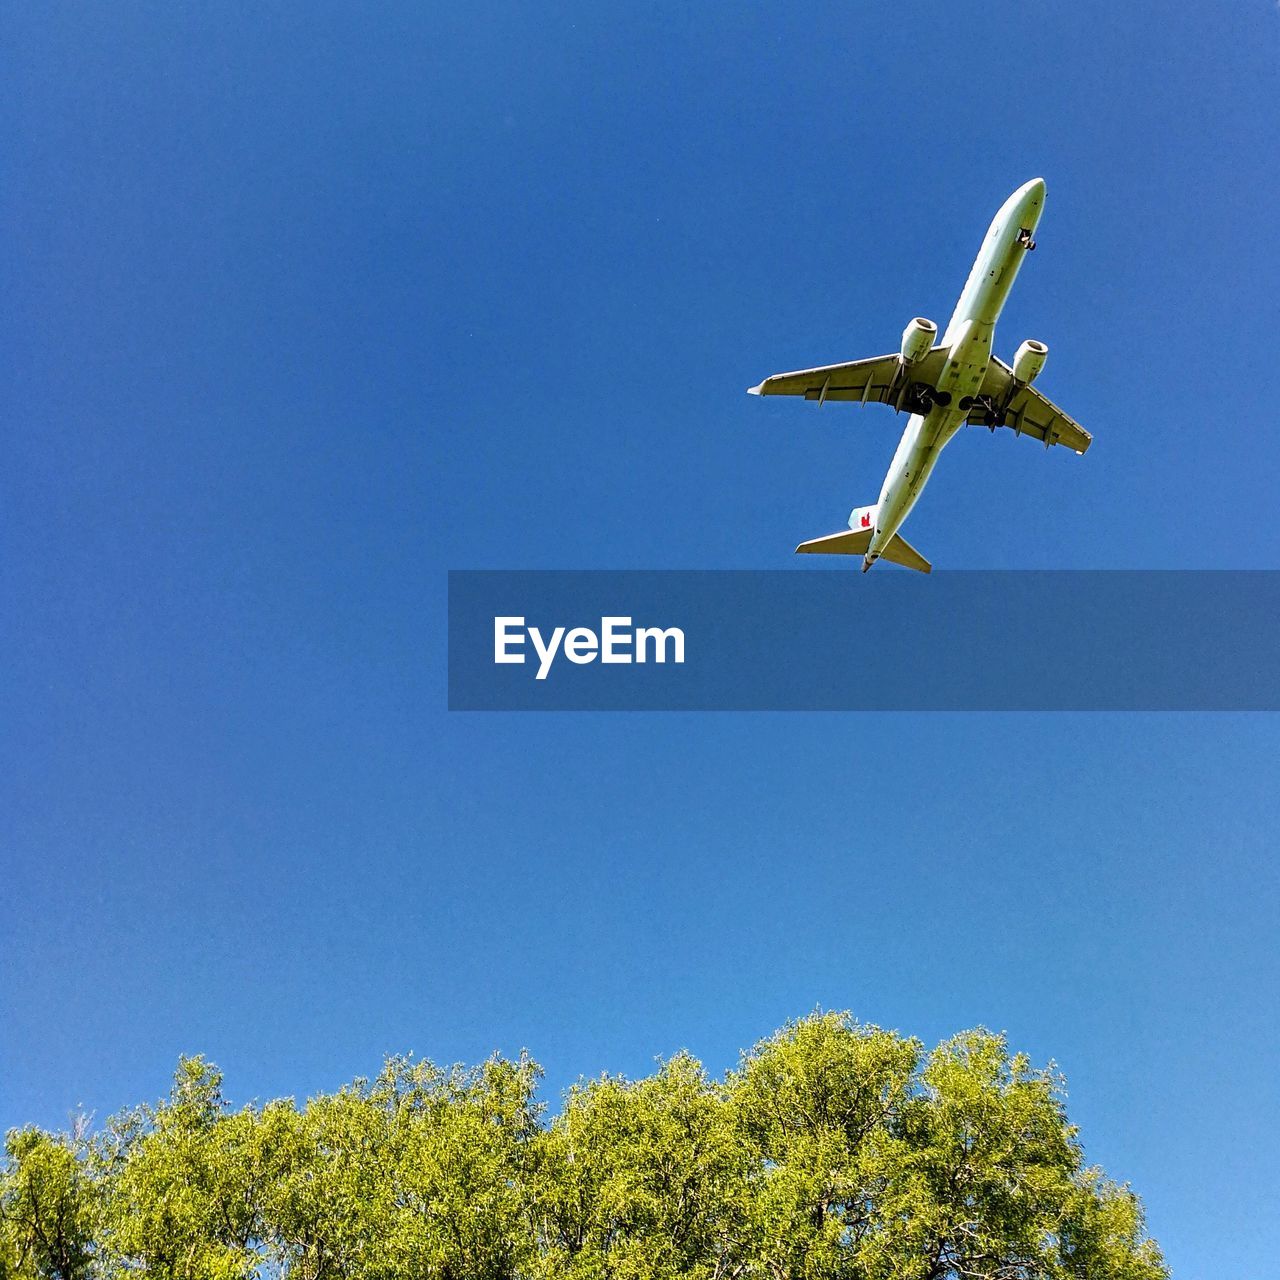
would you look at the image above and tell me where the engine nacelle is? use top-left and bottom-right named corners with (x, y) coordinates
top-left (1012, 339), bottom-right (1048, 385)
top-left (900, 316), bottom-right (937, 364)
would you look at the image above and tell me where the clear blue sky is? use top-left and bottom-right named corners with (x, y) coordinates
top-left (3, 2), bottom-right (1278, 1273)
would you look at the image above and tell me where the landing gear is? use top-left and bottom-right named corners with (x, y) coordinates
top-left (1017, 227), bottom-right (1037, 251)
top-left (902, 382), bottom-right (934, 415)
top-left (902, 383), bottom-right (955, 414)
top-left (969, 394), bottom-right (1005, 428)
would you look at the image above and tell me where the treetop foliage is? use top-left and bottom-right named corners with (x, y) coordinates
top-left (1, 1013), bottom-right (1166, 1279)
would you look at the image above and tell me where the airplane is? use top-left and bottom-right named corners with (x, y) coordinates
top-left (747, 178), bottom-right (1090, 573)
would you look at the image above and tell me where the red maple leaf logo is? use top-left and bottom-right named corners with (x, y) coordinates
top-left (860, 512), bottom-right (872, 528)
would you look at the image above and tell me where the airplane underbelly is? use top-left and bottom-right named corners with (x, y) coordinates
top-left (902, 420), bottom-right (957, 496)
top-left (873, 313), bottom-right (999, 550)
top-left (939, 319), bottom-right (993, 400)
top-left (874, 407), bottom-right (966, 547)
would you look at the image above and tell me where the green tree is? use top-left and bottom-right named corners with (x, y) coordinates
top-left (0, 1126), bottom-right (97, 1280)
top-left (1, 1014), bottom-right (1167, 1280)
top-left (267, 1053), bottom-right (541, 1280)
top-left (95, 1056), bottom-right (280, 1279)
top-left (531, 1053), bottom-right (746, 1280)
top-left (728, 1013), bottom-right (920, 1279)
top-left (724, 1014), bottom-right (1167, 1280)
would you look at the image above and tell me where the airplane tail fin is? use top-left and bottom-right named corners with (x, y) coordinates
top-left (795, 504), bottom-right (932, 573)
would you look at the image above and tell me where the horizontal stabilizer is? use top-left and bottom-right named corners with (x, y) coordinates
top-left (794, 526), bottom-right (931, 573)
top-left (879, 531), bottom-right (931, 573)
top-left (795, 527), bottom-right (874, 556)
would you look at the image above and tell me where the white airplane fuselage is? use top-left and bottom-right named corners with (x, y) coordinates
top-left (865, 178), bottom-right (1045, 569)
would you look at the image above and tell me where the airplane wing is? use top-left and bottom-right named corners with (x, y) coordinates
top-left (969, 357), bottom-right (1092, 454)
top-left (749, 349), bottom-right (1091, 454)
top-left (748, 350), bottom-right (946, 405)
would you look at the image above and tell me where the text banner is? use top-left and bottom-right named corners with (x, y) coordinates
top-left (448, 571), bottom-right (1280, 711)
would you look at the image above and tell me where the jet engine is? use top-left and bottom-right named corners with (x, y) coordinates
top-left (1012, 339), bottom-right (1048, 384)
top-left (900, 316), bottom-right (937, 364)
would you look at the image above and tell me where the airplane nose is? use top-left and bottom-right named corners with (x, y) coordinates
top-left (1023, 177), bottom-right (1046, 201)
